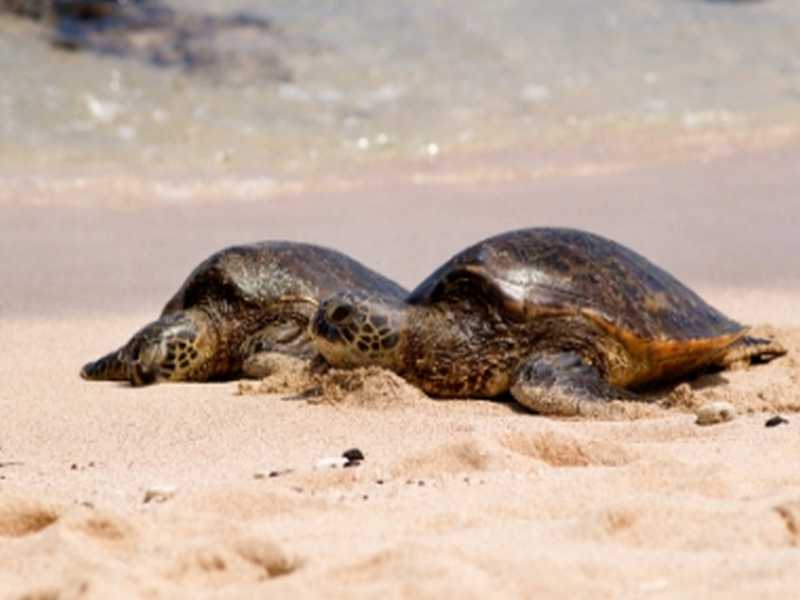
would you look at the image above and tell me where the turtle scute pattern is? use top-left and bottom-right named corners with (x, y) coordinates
top-left (409, 228), bottom-right (743, 342)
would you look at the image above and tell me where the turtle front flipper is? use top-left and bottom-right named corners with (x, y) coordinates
top-left (510, 352), bottom-right (636, 416)
top-left (80, 347), bottom-right (129, 381)
top-left (240, 310), bottom-right (317, 379)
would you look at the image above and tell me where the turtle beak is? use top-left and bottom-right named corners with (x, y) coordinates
top-left (80, 348), bottom-right (129, 381)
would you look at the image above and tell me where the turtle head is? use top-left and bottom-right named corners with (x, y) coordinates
top-left (124, 310), bottom-right (218, 386)
top-left (311, 291), bottom-right (407, 370)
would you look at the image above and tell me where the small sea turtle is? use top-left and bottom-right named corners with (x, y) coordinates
top-left (81, 242), bottom-right (407, 386)
top-left (311, 228), bottom-right (786, 415)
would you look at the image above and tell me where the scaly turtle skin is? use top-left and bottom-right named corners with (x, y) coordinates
top-left (81, 242), bottom-right (407, 386)
top-left (311, 228), bottom-right (786, 415)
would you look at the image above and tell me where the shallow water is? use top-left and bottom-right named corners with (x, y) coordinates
top-left (1, 0), bottom-right (800, 183)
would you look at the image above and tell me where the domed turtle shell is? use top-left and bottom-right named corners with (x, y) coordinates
top-left (407, 228), bottom-right (745, 369)
top-left (161, 241), bottom-right (407, 317)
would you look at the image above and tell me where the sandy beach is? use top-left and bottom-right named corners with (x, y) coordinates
top-left (2, 141), bottom-right (800, 598)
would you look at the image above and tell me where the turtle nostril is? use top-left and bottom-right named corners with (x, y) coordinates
top-left (329, 305), bottom-right (353, 323)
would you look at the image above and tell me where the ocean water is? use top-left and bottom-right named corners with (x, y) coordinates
top-left (1, 0), bottom-right (799, 186)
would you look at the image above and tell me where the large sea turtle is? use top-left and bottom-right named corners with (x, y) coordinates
top-left (310, 228), bottom-right (786, 415)
top-left (81, 242), bottom-right (407, 386)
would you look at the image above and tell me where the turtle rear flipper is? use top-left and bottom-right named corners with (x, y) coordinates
top-left (510, 352), bottom-right (636, 416)
top-left (719, 335), bottom-right (787, 369)
top-left (80, 347), bottom-right (129, 381)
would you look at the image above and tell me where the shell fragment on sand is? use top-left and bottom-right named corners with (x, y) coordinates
top-left (314, 448), bottom-right (366, 470)
top-left (143, 485), bottom-right (178, 503)
top-left (314, 457), bottom-right (349, 470)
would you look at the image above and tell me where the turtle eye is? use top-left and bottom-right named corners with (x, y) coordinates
top-left (329, 304), bottom-right (353, 323)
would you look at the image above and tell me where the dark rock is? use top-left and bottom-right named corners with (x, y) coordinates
top-left (1, 0), bottom-right (295, 83)
top-left (765, 415), bottom-right (789, 428)
top-left (342, 448), bottom-right (365, 465)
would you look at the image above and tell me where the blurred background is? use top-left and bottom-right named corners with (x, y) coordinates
top-left (1, 0), bottom-right (799, 321)
top-left (2, 0), bottom-right (799, 180)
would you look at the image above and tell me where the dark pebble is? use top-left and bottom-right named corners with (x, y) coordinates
top-left (70, 463), bottom-right (78, 470)
top-left (765, 415), bottom-right (789, 428)
top-left (342, 448), bottom-right (365, 462)
top-left (375, 479), bottom-right (384, 485)
top-left (268, 469), bottom-right (293, 478)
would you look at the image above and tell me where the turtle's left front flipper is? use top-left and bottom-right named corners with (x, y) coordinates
top-left (510, 352), bottom-right (635, 416)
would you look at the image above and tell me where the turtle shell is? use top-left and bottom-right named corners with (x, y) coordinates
top-left (409, 228), bottom-right (744, 343)
top-left (162, 241), bottom-right (408, 316)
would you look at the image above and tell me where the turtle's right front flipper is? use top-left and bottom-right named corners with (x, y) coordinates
top-left (80, 347), bottom-right (129, 381)
top-left (510, 352), bottom-right (636, 416)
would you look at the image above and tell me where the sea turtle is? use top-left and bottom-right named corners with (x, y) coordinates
top-left (310, 228), bottom-right (786, 415)
top-left (81, 241), bottom-right (407, 386)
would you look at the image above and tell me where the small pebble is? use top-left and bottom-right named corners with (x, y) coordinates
top-left (695, 401), bottom-right (737, 426)
top-left (143, 485), bottom-right (177, 504)
top-left (254, 468), bottom-right (292, 479)
top-left (342, 447), bottom-right (364, 467)
top-left (765, 415), bottom-right (789, 428)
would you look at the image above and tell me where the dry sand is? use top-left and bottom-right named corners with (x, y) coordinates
top-left (2, 145), bottom-right (800, 598)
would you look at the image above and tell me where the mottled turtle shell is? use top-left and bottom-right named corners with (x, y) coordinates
top-left (161, 241), bottom-right (407, 318)
top-left (408, 228), bottom-right (743, 343)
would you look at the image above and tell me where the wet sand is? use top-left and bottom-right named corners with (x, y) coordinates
top-left (2, 145), bottom-right (800, 597)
